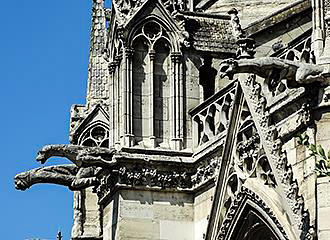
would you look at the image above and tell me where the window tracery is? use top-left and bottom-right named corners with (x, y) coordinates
top-left (220, 101), bottom-right (277, 223)
top-left (132, 21), bottom-right (171, 49)
top-left (79, 124), bottom-right (110, 148)
top-left (131, 20), bottom-right (174, 148)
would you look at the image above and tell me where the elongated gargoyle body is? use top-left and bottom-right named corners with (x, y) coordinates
top-left (36, 144), bottom-right (117, 167)
top-left (219, 57), bottom-right (328, 87)
top-left (14, 164), bottom-right (100, 191)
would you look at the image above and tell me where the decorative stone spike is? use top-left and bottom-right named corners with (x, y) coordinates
top-left (87, 0), bottom-right (110, 103)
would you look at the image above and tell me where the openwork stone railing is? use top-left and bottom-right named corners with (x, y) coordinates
top-left (264, 35), bottom-right (312, 106)
top-left (189, 82), bottom-right (237, 152)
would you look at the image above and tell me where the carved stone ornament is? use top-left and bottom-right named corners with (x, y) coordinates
top-left (219, 57), bottom-right (329, 88)
top-left (217, 186), bottom-right (289, 240)
top-left (113, 0), bottom-right (189, 25)
top-left (238, 74), bottom-right (313, 238)
top-left (15, 142), bottom-right (223, 201)
top-left (219, 104), bottom-right (278, 224)
top-left (112, 0), bottom-right (144, 21)
top-left (96, 155), bottom-right (222, 203)
top-left (96, 166), bottom-right (192, 201)
top-left (15, 144), bottom-right (116, 191)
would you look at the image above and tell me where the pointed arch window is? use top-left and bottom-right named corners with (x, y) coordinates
top-left (131, 20), bottom-right (173, 148)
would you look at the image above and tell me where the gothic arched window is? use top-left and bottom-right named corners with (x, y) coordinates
top-left (131, 20), bottom-right (173, 148)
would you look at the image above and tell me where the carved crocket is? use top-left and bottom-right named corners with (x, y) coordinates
top-left (219, 57), bottom-right (328, 87)
top-left (15, 144), bottom-right (117, 191)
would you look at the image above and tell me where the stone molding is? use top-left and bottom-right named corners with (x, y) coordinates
top-left (217, 186), bottom-right (289, 240)
top-left (95, 154), bottom-right (221, 203)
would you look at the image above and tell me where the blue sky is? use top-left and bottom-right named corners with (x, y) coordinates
top-left (0, 0), bottom-right (107, 239)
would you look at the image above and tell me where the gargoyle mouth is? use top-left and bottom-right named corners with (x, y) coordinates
top-left (36, 152), bottom-right (47, 164)
top-left (219, 64), bottom-right (234, 80)
top-left (14, 176), bottom-right (30, 191)
top-left (219, 65), bottom-right (230, 78)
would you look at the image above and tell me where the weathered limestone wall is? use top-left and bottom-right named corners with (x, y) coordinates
top-left (282, 133), bottom-right (316, 227)
top-left (317, 177), bottom-right (330, 239)
top-left (205, 0), bottom-right (293, 27)
top-left (185, 52), bottom-right (202, 149)
top-left (72, 188), bottom-right (102, 239)
top-left (279, 108), bottom-right (330, 239)
top-left (103, 190), bottom-right (195, 240)
top-left (194, 187), bottom-right (215, 240)
top-left (315, 111), bottom-right (330, 239)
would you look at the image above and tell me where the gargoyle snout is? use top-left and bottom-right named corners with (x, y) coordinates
top-left (219, 64), bottom-right (234, 79)
top-left (36, 151), bottom-right (47, 164)
top-left (14, 174), bottom-right (29, 191)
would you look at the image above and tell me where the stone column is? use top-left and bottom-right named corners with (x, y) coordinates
top-left (312, 0), bottom-right (324, 60)
top-left (121, 50), bottom-right (128, 146)
top-left (71, 191), bottom-right (83, 238)
top-left (122, 48), bottom-right (134, 147)
top-left (189, 0), bottom-right (194, 11)
top-left (149, 50), bottom-right (157, 148)
top-left (114, 55), bottom-right (122, 147)
top-left (171, 52), bottom-right (183, 150)
top-left (109, 62), bottom-right (116, 147)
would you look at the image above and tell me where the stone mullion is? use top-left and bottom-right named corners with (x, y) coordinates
top-left (324, 0), bottom-right (330, 61)
top-left (149, 50), bottom-right (156, 148)
top-left (109, 62), bottom-right (116, 147)
top-left (171, 52), bottom-right (183, 150)
top-left (128, 49), bottom-right (134, 146)
top-left (189, 0), bottom-right (194, 11)
top-left (121, 50), bottom-right (128, 146)
top-left (179, 55), bottom-right (184, 143)
top-left (123, 48), bottom-right (134, 147)
top-left (115, 55), bottom-right (122, 146)
top-left (170, 54), bottom-right (177, 149)
top-left (312, 0), bottom-right (325, 59)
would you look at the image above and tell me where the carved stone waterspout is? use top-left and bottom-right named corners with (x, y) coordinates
top-left (219, 57), bottom-right (329, 87)
top-left (14, 164), bottom-right (100, 191)
top-left (36, 144), bottom-right (117, 167)
top-left (15, 144), bottom-right (118, 191)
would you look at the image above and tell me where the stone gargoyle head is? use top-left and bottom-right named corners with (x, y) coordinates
top-left (14, 172), bottom-right (31, 191)
top-left (219, 58), bottom-right (238, 80)
top-left (36, 145), bottom-right (54, 164)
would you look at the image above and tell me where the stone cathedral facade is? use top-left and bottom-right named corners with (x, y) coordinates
top-left (15, 0), bottom-right (330, 239)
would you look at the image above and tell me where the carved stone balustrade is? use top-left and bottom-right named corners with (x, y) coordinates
top-left (189, 82), bottom-right (237, 153)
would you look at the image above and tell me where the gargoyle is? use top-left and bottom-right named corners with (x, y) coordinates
top-left (219, 57), bottom-right (328, 88)
top-left (36, 144), bottom-right (117, 167)
top-left (15, 144), bottom-right (118, 191)
top-left (14, 164), bottom-right (100, 191)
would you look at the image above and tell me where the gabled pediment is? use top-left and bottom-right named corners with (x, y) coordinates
top-left (114, 0), bottom-right (182, 43)
top-left (70, 104), bottom-right (109, 144)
